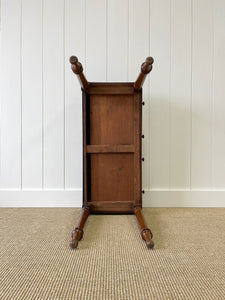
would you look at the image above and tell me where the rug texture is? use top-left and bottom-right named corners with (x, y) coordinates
top-left (0, 208), bottom-right (224, 300)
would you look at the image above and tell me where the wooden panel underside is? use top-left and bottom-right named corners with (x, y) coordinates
top-left (89, 153), bottom-right (134, 203)
top-left (83, 88), bottom-right (142, 213)
top-left (89, 94), bottom-right (134, 145)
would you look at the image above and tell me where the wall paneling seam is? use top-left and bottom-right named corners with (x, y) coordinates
top-left (190, 0), bottom-right (193, 191)
top-left (42, 0), bottom-right (44, 189)
top-left (20, 0), bottom-right (23, 189)
top-left (169, 0), bottom-right (172, 189)
top-left (63, 0), bottom-right (65, 189)
top-left (211, 1), bottom-right (215, 190)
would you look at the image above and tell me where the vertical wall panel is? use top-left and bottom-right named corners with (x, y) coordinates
top-left (191, 0), bottom-right (213, 189)
top-left (129, 0), bottom-right (150, 188)
top-left (43, 0), bottom-right (65, 188)
top-left (149, 0), bottom-right (171, 189)
top-left (0, 0), bottom-right (21, 188)
top-left (65, 0), bottom-right (85, 189)
top-left (21, 0), bottom-right (42, 188)
top-left (1, 0), bottom-right (225, 206)
top-left (170, 0), bottom-right (191, 188)
top-left (128, 0), bottom-right (150, 81)
top-left (107, 0), bottom-right (129, 81)
top-left (213, 0), bottom-right (225, 188)
top-left (86, 0), bottom-right (107, 81)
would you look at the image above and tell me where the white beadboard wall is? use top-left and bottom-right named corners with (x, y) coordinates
top-left (0, 0), bottom-right (225, 207)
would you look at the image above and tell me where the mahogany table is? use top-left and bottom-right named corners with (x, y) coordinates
top-left (69, 56), bottom-right (154, 249)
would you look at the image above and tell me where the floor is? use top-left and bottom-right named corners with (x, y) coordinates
top-left (0, 208), bottom-right (224, 299)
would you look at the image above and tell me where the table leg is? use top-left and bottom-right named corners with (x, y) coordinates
top-left (70, 206), bottom-right (91, 249)
top-left (134, 207), bottom-right (154, 249)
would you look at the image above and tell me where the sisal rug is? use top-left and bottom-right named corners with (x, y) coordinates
top-left (0, 208), bottom-right (224, 299)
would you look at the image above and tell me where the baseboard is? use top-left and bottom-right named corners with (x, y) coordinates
top-left (0, 189), bottom-right (224, 207)
top-left (0, 189), bottom-right (82, 207)
top-left (143, 190), bottom-right (225, 207)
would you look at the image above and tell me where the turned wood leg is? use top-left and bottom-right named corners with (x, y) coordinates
top-left (70, 206), bottom-right (90, 249)
top-left (134, 207), bottom-right (154, 249)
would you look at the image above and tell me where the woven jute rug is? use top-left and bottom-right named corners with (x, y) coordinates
top-left (0, 208), bottom-right (224, 300)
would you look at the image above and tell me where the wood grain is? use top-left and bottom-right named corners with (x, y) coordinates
top-left (86, 145), bottom-right (135, 153)
top-left (89, 93), bottom-right (134, 145)
top-left (89, 153), bottom-right (134, 203)
top-left (80, 81), bottom-right (143, 213)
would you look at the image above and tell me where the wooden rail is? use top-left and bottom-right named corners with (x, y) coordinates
top-left (86, 145), bottom-right (135, 153)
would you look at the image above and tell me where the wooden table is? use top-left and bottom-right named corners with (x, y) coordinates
top-left (69, 56), bottom-right (154, 249)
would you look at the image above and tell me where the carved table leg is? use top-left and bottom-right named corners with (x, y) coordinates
top-left (134, 207), bottom-right (154, 249)
top-left (70, 206), bottom-right (91, 249)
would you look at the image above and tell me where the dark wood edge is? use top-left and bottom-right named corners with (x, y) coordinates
top-left (86, 85), bottom-right (134, 95)
top-left (89, 82), bottom-right (134, 86)
top-left (83, 91), bottom-right (88, 205)
top-left (85, 201), bottom-right (137, 214)
top-left (133, 90), bottom-right (142, 207)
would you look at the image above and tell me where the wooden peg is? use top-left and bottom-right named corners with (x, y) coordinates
top-left (134, 57), bottom-right (154, 91)
top-left (69, 56), bottom-right (89, 90)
